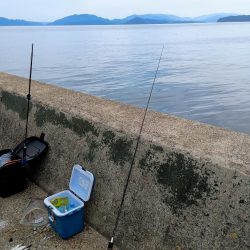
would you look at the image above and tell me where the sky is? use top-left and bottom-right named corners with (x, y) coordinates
top-left (0, 0), bottom-right (250, 22)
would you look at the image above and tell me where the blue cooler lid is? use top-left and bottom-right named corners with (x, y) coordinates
top-left (69, 164), bottom-right (94, 202)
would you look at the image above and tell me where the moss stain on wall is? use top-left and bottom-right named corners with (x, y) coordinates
top-left (84, 137), bottom-right (100, 162)
top-left (102, 131), bottom-right (115, 145)
top-left (35, 105), bottom-right (98, 137)
top-left (1, 91), bottom-right (32, 120)
top-left (109, 138), bottom-right (133, 166)
top-left (101, 130), bottom-right (133, 166)
top-left (157, 153), bottom-right (215, 214)
top-left (139, 146), bottom-right (217, 214)
top-left (35, 105), bottom-right (134, 166)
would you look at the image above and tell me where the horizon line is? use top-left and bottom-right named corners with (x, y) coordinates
top-left (0, 11), bottom-right (246, 23)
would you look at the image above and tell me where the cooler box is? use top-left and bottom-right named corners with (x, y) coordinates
top-left (44, 164), bottom-right (94, 239)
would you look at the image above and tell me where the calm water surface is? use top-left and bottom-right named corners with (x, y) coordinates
top-left (0, 23), bottom-right (250, 133)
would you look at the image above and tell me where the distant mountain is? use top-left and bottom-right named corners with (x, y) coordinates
top-left (125, 17), bottom-right (171, 24)
top-left (129, 14), bottom-right (190, 22)
top-left (0, 17), bottom-right (43, 26)
top-left (49, 13), bottom-right (199, 26)
top-left (113, 13), bottom-right (237, 24)
top-left (50, 14), bottom-right (111, 25)
top-left (50, 13), bottom-right (241, 25)
top-left (124, 16), bottom-right (199, 25)
top-left (111, 15), bottom-right (137, 24)
top-left (192, 13), bottom-right (238, 22)
top-left (141, 14), bottom-right (187, 22)
top-left (113, 14), bottom-right (193, 24)
top-left (0, 13), bottom-right (245, 26)
top-left (218, 15), bottom-right (250, 22)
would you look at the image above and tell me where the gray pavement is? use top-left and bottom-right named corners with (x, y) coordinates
top-left (0, 182), bottom-right (118, 250)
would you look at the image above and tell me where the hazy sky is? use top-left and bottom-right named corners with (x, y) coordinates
top-left (0, 0), bottom-right (250, 21)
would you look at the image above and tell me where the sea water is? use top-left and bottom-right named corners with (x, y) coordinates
top-left (0, 23), bottom-right (250, 133)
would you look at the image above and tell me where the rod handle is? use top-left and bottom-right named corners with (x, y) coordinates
top-left (107, 237), bottom-right (114, 249)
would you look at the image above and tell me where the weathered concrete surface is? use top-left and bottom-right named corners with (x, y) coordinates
top-left (0, 72), bottom-right (249, 249)
top-left (0, 182), bottom-right (119, 250)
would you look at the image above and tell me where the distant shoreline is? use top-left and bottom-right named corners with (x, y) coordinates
top-left (0, 22), bottom-right (249, 28)
top-left (1, 13), bottom-right (249, 26)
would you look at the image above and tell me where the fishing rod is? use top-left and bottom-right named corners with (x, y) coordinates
top-left (22, 44), bottom-right (34, 164)
top-left (107, 45), bottom-right (165, 249)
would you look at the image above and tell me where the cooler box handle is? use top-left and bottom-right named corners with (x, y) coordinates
top-left (48, 206), bottom-right (56, 224)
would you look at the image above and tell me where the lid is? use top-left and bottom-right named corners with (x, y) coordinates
top-left (13, 136), bottom-right (48, 162)
top-left (69, 164), bottom-right (94, 202)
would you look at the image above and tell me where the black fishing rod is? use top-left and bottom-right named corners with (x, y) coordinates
top-left (23, 44), bottom-right (34, 164)
top-left (107, 45), bottom-right (165, 249)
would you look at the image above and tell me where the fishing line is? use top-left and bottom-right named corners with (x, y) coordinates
top-left (107, 44), bottom-right (165, 249)
top-left (23, 43), bottom-right (34, 163)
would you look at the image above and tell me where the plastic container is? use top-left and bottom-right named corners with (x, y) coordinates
top-left (44, 164), bottom-right (94, 239)
top-left (0, 149), bottom-right (26, 198)
top-left (0, 134), bottom-right (48, 198)
top-left (13, 136), bottom-right (48, 164)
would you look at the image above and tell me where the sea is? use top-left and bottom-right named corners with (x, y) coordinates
top-left (0, 22), bottom-right (250, 134)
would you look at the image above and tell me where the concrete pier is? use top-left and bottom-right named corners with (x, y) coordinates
top-left (0, 72), bottom-right (249, 249)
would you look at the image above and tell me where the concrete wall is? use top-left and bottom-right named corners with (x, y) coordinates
top-left (0, 72), bottom-right (249, 249)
